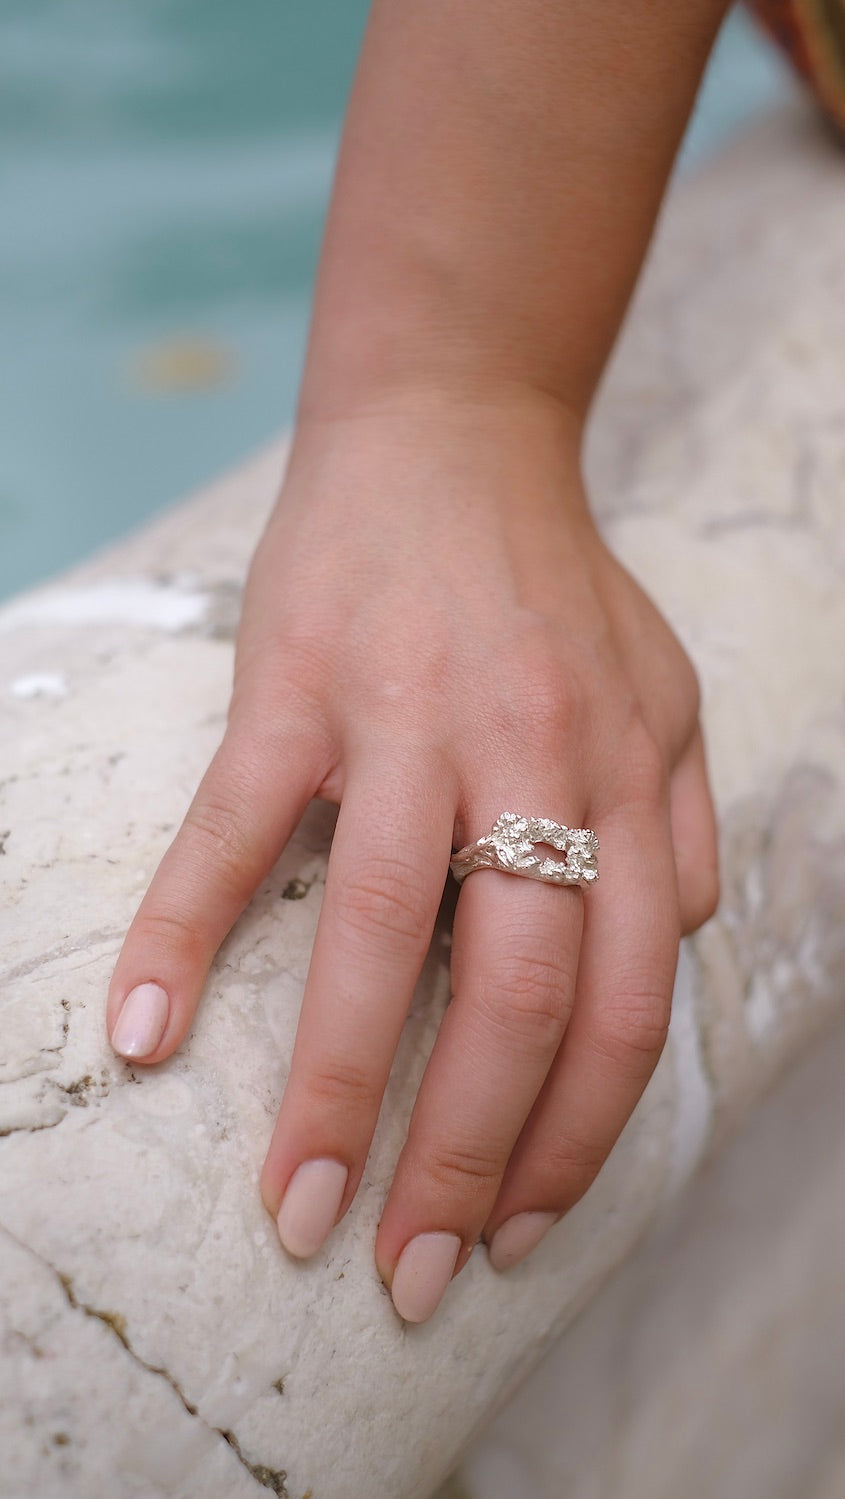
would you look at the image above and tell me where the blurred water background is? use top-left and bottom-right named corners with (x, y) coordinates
top-left (1, 2), bottom-right (793, 600)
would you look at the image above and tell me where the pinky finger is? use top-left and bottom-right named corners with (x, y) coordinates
top-left (669, 721), bottom-right (720, 935)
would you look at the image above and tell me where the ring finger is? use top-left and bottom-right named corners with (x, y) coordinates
top-left (375, 797), bottom-right (586, 1323)
top-left (481, 783), bottom-right (680, 1269)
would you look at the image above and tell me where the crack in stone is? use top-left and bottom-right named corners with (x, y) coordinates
top-left (0, 998), bottom-right (72, 1092)
top-left (0, 1224), bottom-right (289, 1497)
top-left (56, 1274), bottom-right (289, 1496)
top-left (1, 928), bottom-right (124, 984)
top-left (216, 1428), bottom-right (289, 1496)
top-left (0, 1115), bottom-right (67, 1139)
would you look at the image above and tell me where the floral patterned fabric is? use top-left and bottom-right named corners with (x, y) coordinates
top-left (750, 0), bottom-right (845, 128)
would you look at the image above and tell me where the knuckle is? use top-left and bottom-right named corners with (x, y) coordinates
top-left (681, 861), bottom-right (721, 933)
top-left (675, 649), bottom-right (703, 725)
top-left (477, 948), bottom-right (572, 1054)
top-left (520, 670), bottom-right (581, 751)
top-left (542, 1131), bottom-right (608, 1205)
top-left (233, 634), bottom-right (332, 743)
top-left (305, 1057), bottom-right (377, 1113)
top-left (523, 665), bottom-right (570, 730)
top-left (273, 629), bottom-right (332, 690)
top-left (232, 684), bottom-right (326, 762)
top-left (265, 643), bottom-right (334, 734)
top-left (334, 853), bottom-right (431, 950)
top-left (423, 1137), bottom-right (503, 1194)
top-left (618, 721), bottom-right (667, 808)
top-left (698, 862), bottom-right (721, 923)
top-left (131, 906), bottom-right (207, 965)
top-left (493, 617), bottom-right (584, 748)
top-left (184, 794), bottom-right (253, 890)
top-left (590, 988), bottom-right (671, 1076)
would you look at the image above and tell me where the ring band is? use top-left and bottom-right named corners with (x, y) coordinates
top-left (449, 811), bottom-right (599, 888)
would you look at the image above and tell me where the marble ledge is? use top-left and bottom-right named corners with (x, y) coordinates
top-left (1, 103), bottom-right (844, 1499)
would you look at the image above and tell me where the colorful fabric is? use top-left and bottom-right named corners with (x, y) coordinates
top-left (750, 0), bottom-right (845, 128)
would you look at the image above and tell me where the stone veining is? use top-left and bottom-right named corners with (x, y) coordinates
top-left (1, 1223), bottom-right (290, 1498)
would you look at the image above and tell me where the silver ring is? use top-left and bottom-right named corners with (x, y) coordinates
top-left (450, 812), bottom-right (599, 888)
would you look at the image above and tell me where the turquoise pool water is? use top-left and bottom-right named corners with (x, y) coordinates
top-left (1, 4), bottom-right (792, 601)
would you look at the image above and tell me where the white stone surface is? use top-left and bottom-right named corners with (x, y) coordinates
top-left (2, 104), bottom-right (844, 1499)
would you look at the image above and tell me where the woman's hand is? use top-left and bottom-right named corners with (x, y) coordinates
top-left (106, 392), bottom-right (719, 1323)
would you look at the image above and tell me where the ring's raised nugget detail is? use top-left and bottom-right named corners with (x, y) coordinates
top-left (450, 812), bottom-right (599, 888)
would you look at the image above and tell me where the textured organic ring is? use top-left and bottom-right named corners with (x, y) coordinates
top-left (449, 811), bottom-right (599, 888)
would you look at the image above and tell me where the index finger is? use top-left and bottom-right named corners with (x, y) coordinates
top-left (107, 708), bottom-right (325, 1062)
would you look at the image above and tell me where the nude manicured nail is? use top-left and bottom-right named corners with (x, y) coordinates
top-left (276, 1159), bottom-right (348, 1259)
top-left (487, 1212), bottom-right (558, 1272)
top-left (390, 1232), bottom-right (461, 1323)
top-left (111, 982), bottom-right (169, 1059)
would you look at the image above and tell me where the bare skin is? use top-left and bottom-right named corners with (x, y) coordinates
top-left (107, 0), bottom-right (727, 1323)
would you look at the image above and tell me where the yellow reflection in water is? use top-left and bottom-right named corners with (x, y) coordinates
top-left (129, 336), bottom-right (236, 393)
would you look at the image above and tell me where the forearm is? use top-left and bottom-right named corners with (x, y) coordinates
top-left (296, 0), bottom-right (729, 432)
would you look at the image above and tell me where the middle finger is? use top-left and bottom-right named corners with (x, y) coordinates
top-left (260, 746), bottom-right (457, 1259)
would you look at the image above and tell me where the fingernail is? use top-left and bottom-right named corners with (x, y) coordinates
top-left (111, 982), bottom-right (169, 1059)
top-left (276, 1159), bottom-right (348, 1259)
top-left (390, 1232), bottom-right (461, 1323)
top-left (487, 1212), bottom-right (558, 1272)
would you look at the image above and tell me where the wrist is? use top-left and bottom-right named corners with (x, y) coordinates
top-left (284, 379), bottom-right (593, 532)
top-left (294, 305), bottom-right (592, 439)
top-left (293, 370), bottom-right (585, 468)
